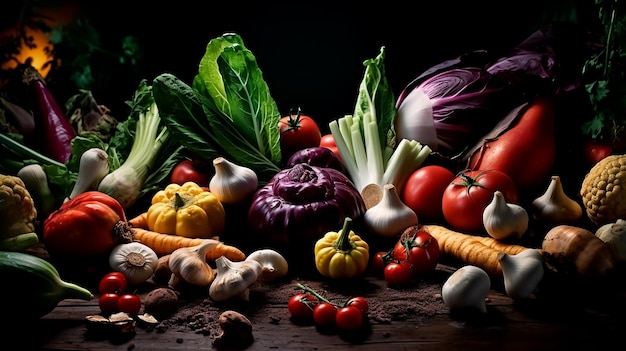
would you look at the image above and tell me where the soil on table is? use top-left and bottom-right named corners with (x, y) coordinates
top-left (151, 266), bottom-right (452, 342)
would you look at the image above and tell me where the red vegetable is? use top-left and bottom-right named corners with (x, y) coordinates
top-left (335, 305), bottom-right (363, 331)
top-left (383, 261), bottom-right (413, 285)
top-left (582, 139), bottom-right (612, 167)
top-left (170, 159), bottom-right (212, 186)
top-left (23, 67), bottom-right (76, 164)
top-left (402, 165), bottom-right (455, 223)
top-left (43, 191), bottom-right (132, 259)
top-left (279, 108), bottom-right (322, 161)
top-left (319, 134), bottom-right (342, 161)
top-left (442, 169), bottom-right (518, 233)
top-left (392, 225), bottom-right (440, 277)
top-left (464, 97), bottom-right (556, 192)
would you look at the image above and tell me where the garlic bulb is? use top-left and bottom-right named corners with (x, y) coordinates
top-left (531, 175), bottom-right (582, 224)
top-left (364, 183), bottom-right (418, 238)
top-left (441, 265), bottom-right (491, 313)
top-left (168, 240), bottom-right (216, 288)
top-left (497, 249), bottom-right (544, 300)
top-left (595, 219), bottom-right (626, 261)
top-left (209, 256), bottom-right (263, 302)
top-left (209, 157), bottom-right (258, 205)
top-left (246, 249), bottom-right (289, 282)
top-left (483, 190), bottom-right (529, 240)
top-left (69, 148), bottom-right (110, 200)
top-left (109, 242), bottom-right (159, 285)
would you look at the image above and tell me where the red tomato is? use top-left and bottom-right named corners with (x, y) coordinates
top-left (98, 272), bottom-right (128, 294)
top-left (170, 159), bottom-right (212, 186)
top-left (313, 302), bottom-right (337, 326)
top-left (442, 169), bottom-right (518, 233)
top-left (319, 134), bottom-right (341, 161)
top-left (118, 293), bottom-right (142, 315)
top-left (99, 293), bottom-right (120, 315)
top-left (402, 165), bottom-right (455, 223)
top-left (583, 140), bottom-right (612, 166)
top-left (335, 306), bottom-right (363, 331)
top-left (346, 297), bottom-right (369, 316)
top-left (279, 109), bottom-right (322, 160)
top-left (43, 192), bottom-right (127, 258)
top-left (392, 225), bottom-right (440, 277)
top-left (384, 261), bottom-right (413, 285)
top-left (370, 251), bottom-right (392, 274)
top-left (288, 293), bottom-right (317, 319)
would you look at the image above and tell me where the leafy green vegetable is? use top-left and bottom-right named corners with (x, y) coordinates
top-left (581, 0), bottom-right (626, 142)
top-left (153, 33), bottom-right (282, 184)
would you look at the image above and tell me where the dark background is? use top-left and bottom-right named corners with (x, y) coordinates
top-left (3, 0), bottom-right (594, 134)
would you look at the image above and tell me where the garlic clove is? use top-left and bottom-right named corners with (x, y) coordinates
top-left (498, 249), bottom-right (544, 300)
top-left (441, 265), bottom-right (491, 313)
top-left (532, 175), bottom-right (583, 224)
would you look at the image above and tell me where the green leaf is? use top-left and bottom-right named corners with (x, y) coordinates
top-left (353, 46), bottom-right (396, 150)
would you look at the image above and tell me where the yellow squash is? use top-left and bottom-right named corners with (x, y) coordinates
top-left (314, 217), bottom-right (369, 279)
top-left (147, 181), bottom-right (225, 238)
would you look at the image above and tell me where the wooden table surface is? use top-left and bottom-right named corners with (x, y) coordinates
top-left (11, 263), bottom-right (626, 351)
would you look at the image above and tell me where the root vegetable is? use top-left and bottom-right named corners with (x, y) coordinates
top-left (541, 225), bottom-right (616, 279)
top-left (424, 224), bottom-right (528, 276)
top-left (130, 227), bottom-right (246, 261)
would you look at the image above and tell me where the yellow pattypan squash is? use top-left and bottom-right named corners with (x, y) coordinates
top-left (147, 182), bottom-right (225, 238)
top-left (314, 217), bottom-right (369, 279)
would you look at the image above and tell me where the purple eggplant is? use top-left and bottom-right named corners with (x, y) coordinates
top-left (23, 67), bottom-right (76, 164)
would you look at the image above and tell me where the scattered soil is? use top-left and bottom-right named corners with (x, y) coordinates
top-left (149, 266), bottom-right (453, 343)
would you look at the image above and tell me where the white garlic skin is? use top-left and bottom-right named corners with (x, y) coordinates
top-left (210, 157), bottom-right (258, 205)
top-left (483, 190), bottom-right (529, 240)
top-left (441, 265), bottom-right (490, 313)
top-left (498, 249), bottom-right (544, 300)
top-left (364, 183), bottom-right (418, 238)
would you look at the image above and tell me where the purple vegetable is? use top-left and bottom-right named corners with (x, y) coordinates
top-left (23, 67), bottom-right (76, 164)
top-left (285, 147), bottom-right (346, 173)
top-left (395, 67), bottom-right (517, 157)
top-left (248, 163), bottom-right (365, 252)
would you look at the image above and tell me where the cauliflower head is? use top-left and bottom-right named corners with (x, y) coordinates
top-left (580, 154), bottom-right (626, 225)
top-left (0, 174), bottom-right (37, 238)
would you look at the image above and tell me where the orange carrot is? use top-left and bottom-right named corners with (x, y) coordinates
top-left (131, 227), bottom-right (246, 262)
top-left (129, 212), bottom-right (149, 228)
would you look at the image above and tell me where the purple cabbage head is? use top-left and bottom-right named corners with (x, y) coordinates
top-left (395, 67), bottom-right (519, 157)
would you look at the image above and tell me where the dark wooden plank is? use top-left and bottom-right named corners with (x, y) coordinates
top-left (10, 266), bottom-right (625, 351)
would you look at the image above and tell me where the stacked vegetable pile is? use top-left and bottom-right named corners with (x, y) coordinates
top-left (1, 18), bottom-right (626, 342)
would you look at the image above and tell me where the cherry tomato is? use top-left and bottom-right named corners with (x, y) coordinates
top-left (583, 140), bottom-right (612, 166)
top-left (313, 302), bottom-right (337, 326)
top-left (288, 293), bottom-right (317, 319)
top-left (335, 305), bottom-right (363, 331)
top-left (402, 165), bottom-right (455, 223)
top-left (442, 169), bottom-right (518, 233)
top-left (99, 293), bottom-right (120, 315)
top-left (118, 293), bottom-right (142, 315)
top-left (384, 261), bottom-right (413, 285)
top-left (279, 109), bottom-right (322, 160)
top-left (170, 159), bottom-right (212, 186)
top-left (346, 297), bottom-right (369, 316)
top-left (319, 134), bottom-right (341, 161)
top-left (98, 272), bottom-right (128, 294)
top-left (392, 226), bottom-right (440, 277)
top-left (370, 251), bottom-right (392, 274)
